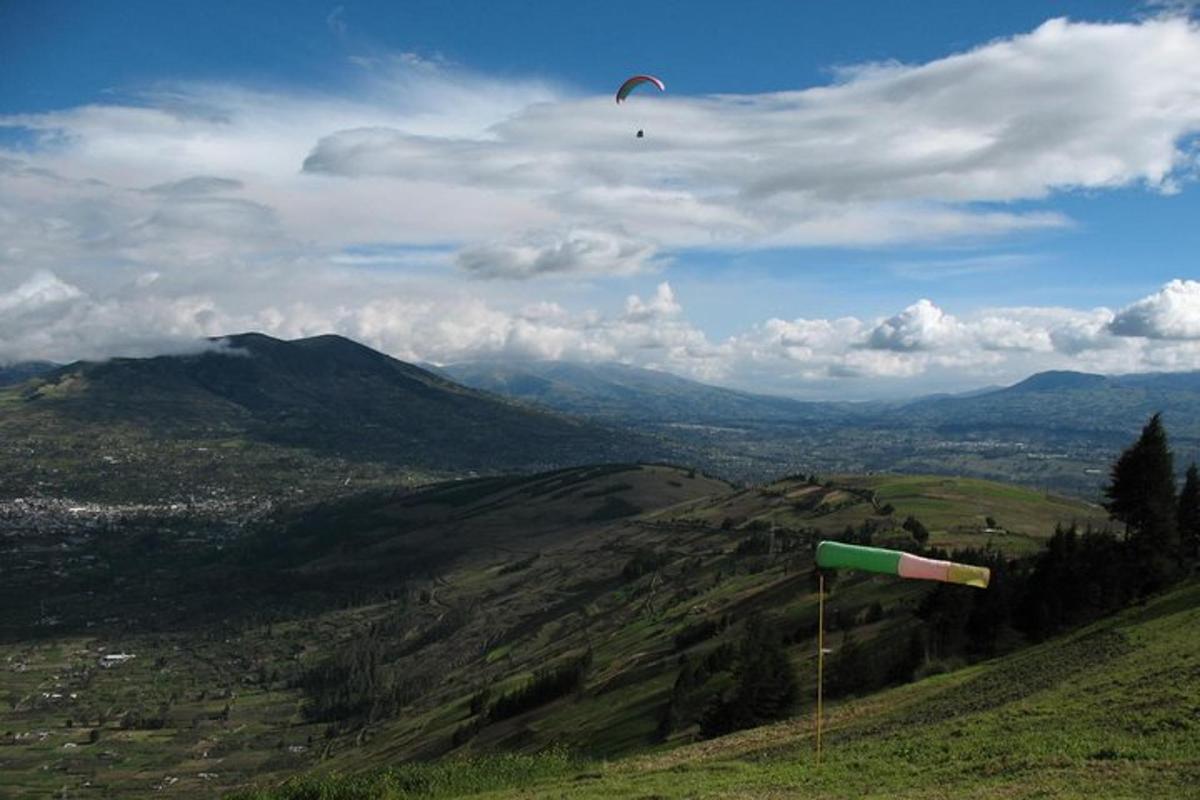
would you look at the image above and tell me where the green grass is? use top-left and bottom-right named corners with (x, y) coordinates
top-left (470, 580), bottom-right (1200, 799)
top-left (227, 747), bottom-right (583, 800)
top-left (240, 580), bottom-right (1200, 799)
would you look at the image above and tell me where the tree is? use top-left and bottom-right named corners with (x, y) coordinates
top-left (903, 516), bottom-right (930, 546)
top-left (1179, 463), bottom-right (1200, 563)
top-left (1103, 413), bottom-right (1179, 588)
top-left (699, 618), bottom-right (798, 737)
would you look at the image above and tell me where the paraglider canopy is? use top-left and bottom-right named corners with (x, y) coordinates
top-left (616, 74), bottom-right (665, 103)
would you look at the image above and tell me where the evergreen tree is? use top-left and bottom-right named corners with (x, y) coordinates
top-left (1104, 414), bottom-right (1178, 546)
top-left (1179, 463), bottom-right (1200, 563)
top-left (699, 618), bottom-right (798, 738)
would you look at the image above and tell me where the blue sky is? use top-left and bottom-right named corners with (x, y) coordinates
top-left (2, 1), bottom-right (1200, 398)
top-left (1, 1), bottom-right (1143, 106)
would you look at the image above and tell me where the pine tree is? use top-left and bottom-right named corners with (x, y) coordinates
top-left (699, 618), bottom-right (798, 738)
top-left (1103, 413), bottom-right (1179, 589)
top-left (1104, 414), bottom-right (1178, 544)
top-left (1179, 463), bottom-right (1200, 563)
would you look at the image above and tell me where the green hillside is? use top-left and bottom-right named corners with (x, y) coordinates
top-left (499, 578), bottom-right (1200, 799)
top-left (0, 467), bottom-right (1104, 798)
top-left (253, 579), bottom-right (1199, 800)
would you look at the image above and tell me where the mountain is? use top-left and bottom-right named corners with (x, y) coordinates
top-left (0, 360), bottom-right (58, 387)
top-left (441, 359), bottom-right (851, 424)
top-left (998, 369), bottom-right (1110, 393)
top-left (7, 336), bottom-right (1200, 504)
top-left (0, 334), bottom-right (668, 501)
top-left (902, 368), bottom-right (1200, 439)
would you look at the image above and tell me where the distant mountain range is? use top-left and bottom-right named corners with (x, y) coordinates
top-left (0, 360), bottom-right (58, 387)
top-left (444, 359), bottom-right (1200, 495)
top-left (440, 359), bottom-right (857, 424)
top-left (444, 358), bottom-right (1200, 437)
top-left (4, 336), bottom-right (1199, 502)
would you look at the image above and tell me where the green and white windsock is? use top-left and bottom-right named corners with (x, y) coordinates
top-left (815, 541), bottom-right (990, 589)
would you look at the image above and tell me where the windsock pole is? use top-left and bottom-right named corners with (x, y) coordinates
top-left (816, 572), bottom-right (824, 767)
top-left (811, 540), bottom-right (989, 768)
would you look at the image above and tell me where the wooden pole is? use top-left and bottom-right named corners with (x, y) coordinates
top-left (816, 571), bottom-right (824, 767)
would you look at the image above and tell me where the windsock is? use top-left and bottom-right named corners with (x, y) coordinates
top-left (815, 541), bottom-right (989, 589)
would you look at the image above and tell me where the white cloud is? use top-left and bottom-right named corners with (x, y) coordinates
top-left (0, 271), bottom-right (231, 363)
top-left (623, 282), bottom-right (682, 322)
top-left (301, 16), bottom-right (1200, 260)
top-left (4, 267), bottom-right (1200, 398)
top-left (1109, 279), bottom-right (1200, 339)
top-left (865, 299), bottom-right (962, 352)
top-left (457, 229), bottom-right (658, 279)
top-left (0, 270), bottom-right (82, 313)
top-left (4, 16), bottom-right (1200, 289)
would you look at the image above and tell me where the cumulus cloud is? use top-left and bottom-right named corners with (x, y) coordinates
top-left (1109, 279), bottom-right (1200, 339)
top-left (0, 271), bottom-right (232, 363)
top-left (3, 266), bottom-right (1200, 397)
top-left (0, 270), bottom-right (82, 313)
top-left (623, 282), bottom-right (682, 322)
top-left (865, 299), bottom-right (962, 352)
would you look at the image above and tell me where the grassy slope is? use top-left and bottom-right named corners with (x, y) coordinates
top-left (243, 580), bottom-right (1200, 799)
top-left (324, 473), bottom-right (1103, 766)
top-left (237, 473), bottom-right (1102, 791)
top-left (0, 469), bottom-right (1109, 799)
top-left (673, 474), bottom-right (1107, 555)
top-left (502, 580), bottom-right (1200, 800)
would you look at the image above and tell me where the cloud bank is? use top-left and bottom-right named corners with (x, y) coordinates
top-left (4, 268), bottom-right (1197, 400)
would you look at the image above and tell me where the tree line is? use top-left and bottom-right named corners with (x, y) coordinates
top-left (660, 413), bottom-right (1199, 740)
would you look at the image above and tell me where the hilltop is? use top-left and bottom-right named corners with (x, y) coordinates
top-left (0, 334), bottom-right (667, 502)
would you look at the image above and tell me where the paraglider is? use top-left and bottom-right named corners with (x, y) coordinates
top-left (616, 74), bottom-right (664, 138)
